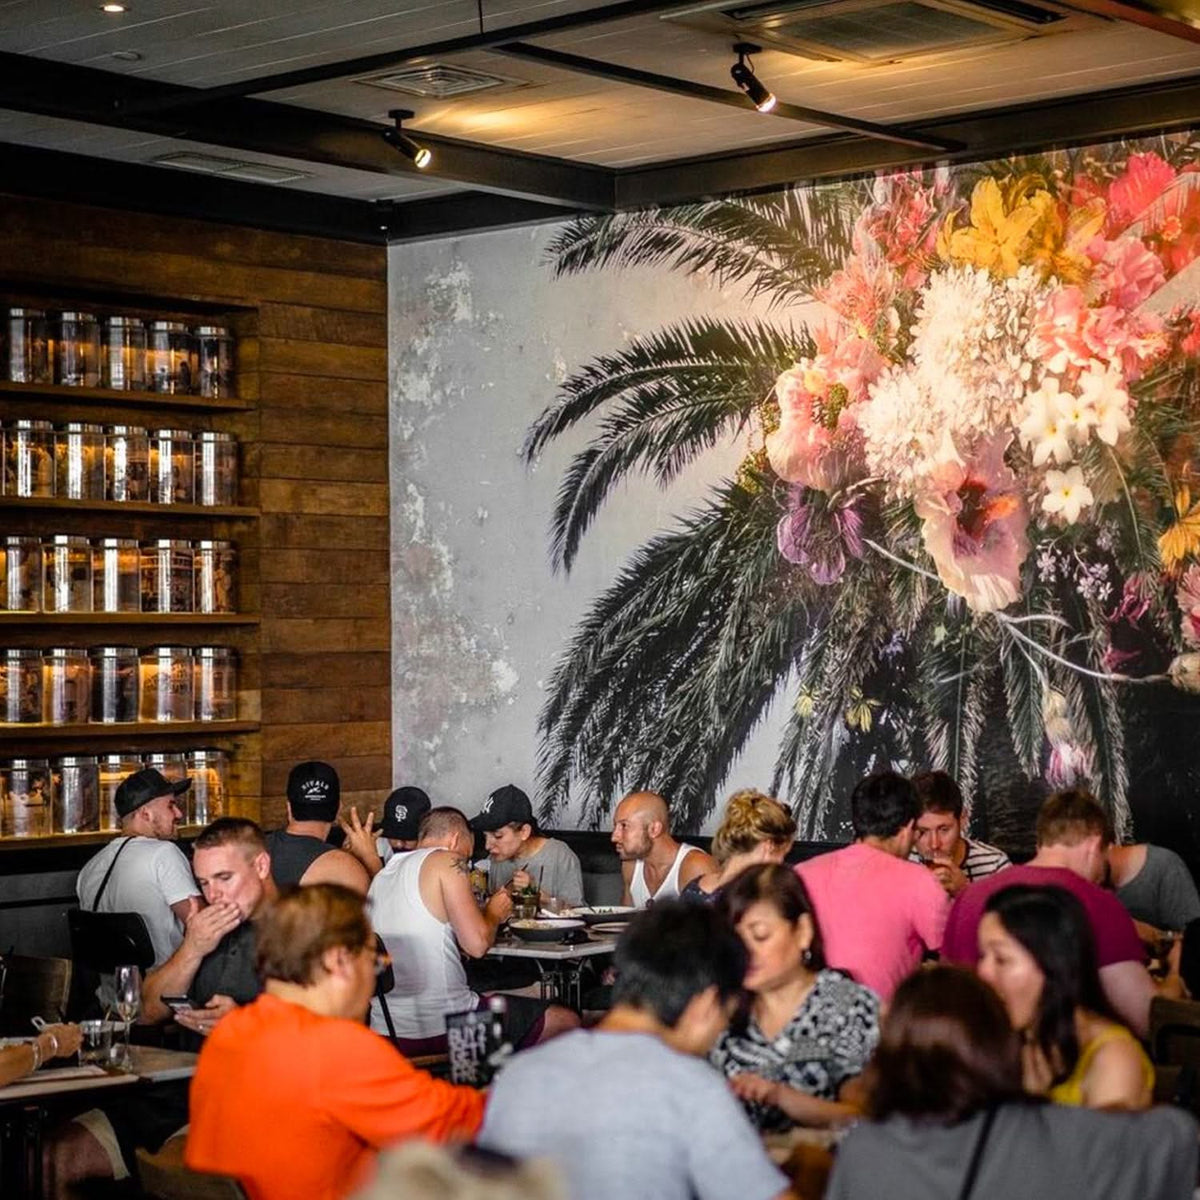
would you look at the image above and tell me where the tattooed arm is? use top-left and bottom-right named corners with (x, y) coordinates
top-left (440, 851), bottom-right (511, 957)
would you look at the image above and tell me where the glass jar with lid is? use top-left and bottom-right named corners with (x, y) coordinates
top-left (1, 758), bottom-right (52, 837)
top-left (0, 649), bottom-right (43, 724)
top-left (195, 647), bottom-right (237, 722)
top-left (101, 316), bottom-right (147, 391)
top-left (105, 424), bottom-right (150, 503)
top-left (43, 647), bottom-right (90, 725)
top-left (147, 321), bottom-right (196, 394)
top-left (89, 646), bottom-right (138, 724)
top-left (140, 539), bottom-right (193, 613)
top-left (149, 428), bottom-right (195, 505)
top-left (53, 312), bottom-right (101, 388)
top-left (5, 419), bottom-right (55, 497)
top-left (194, 540), bottom-right (236, 614)
top-left (51, 756), bottom-right (99, 834)
top-left (0, 536), bottom-right (41, 612)
top-left (196, 326), bottom-right (235, 398)
top-left (98, 754), bottom-right (141, 831)
top-left (139, 646), bottom-right (194, 723)
top-left (187, 749), bottom-right (230, 825)
top-left (55, 422), bottom-right (105, 500)
top-left (143, 751), bottom-right (188, 783)
top-left (3, 308), bottom-right (51, 385)
top-left (195, 432), bottom-right (237, 507)
top-left (43, 535), bottom-right (92, 613)
top-left (93, 537), bottom-right (140, 613)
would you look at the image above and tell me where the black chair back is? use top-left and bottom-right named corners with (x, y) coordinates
top-left (67, 908), bottom-right (156, 974)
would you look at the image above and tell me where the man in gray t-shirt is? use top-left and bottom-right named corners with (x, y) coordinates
top-left (469, 784), bottom-right (584, 905)
top-left (1109, 843), bottom-right (1200, 932)
top-left (480, 903), bottom-right (791, 1200)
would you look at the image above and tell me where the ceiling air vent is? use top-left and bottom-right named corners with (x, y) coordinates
top-left (665, 0), bottom-right (1099, 63)
top-left (356, 63), bottom-right (524, 98)
top-left (151, 152), bottom-right (311, 184)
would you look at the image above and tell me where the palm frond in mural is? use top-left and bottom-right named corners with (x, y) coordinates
top-left (529, 138), bottom-right (1200, 837)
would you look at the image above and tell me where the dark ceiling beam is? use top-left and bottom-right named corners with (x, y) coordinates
top-left (0, 50), bottom-right (615, 211)
top-left (0, 142), bottom-right (389, 244)
top-left (381, 192), bottom-right (582, 242)
top-left (616, 67), bottom-right (1200, 208)
top-left (494, 42), bottom-right (959, 152)
top-left (117, 0), bottom-right (701, 113)
top-left (1058, 0), bottom-right (1200, 44)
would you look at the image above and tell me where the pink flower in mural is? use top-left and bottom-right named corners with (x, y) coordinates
top-left (1088, 236), bottom-right (1165, 309)
top-left (1031, 287), bottom-right (1166, 382)
top-left (1105, 151), bottom-right (1176, 233)
top-left (765, 332), bottom-right (884, 491)
top-left (1046, 741), bottom-right (1095, 789)
top-left (776, 490), bottom-right (864, 585)
top-left (859, 172), bottom-right (940, 289)
top-left (914, 436), bottom-right (1030, 613)
top-left (817, 245), bottom-right (897, 334)
top-left (1177, 565), bottom-right (1200, 648)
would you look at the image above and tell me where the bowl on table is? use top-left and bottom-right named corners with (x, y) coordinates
top-left (560, 905), bottom-right (637, 926)
top-left (508, 918), bottom-right (586, 943)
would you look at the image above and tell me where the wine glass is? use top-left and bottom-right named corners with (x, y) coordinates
top-left (112, 964), bottom-right (141, 1070)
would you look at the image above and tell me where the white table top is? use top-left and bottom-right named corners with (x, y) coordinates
top-left (0, 1045), bottom-right (197, 1102)
top-left (487, 932), bottom-right (618, 961)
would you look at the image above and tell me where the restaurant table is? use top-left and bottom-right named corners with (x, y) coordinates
top-left (486, 930), bottom-right (618, 1008)
top-left (0, 1044), bottom-right (197, 1196)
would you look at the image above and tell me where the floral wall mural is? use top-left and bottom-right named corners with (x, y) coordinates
top-left (517, 133), bottom-right (1200, 849)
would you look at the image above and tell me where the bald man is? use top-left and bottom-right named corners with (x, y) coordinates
top-left (611, 792), bottom-right (716, 909)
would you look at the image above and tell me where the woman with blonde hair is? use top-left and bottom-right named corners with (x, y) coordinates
top-left (680, 789), bottom-right (797, 904)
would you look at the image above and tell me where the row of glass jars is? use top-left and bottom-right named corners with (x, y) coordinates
top-left (3, 421), bottom-right (238, 506)
top-left (3, 308), bottom-right (236, 398)
top-left (1, 536), bottom-right (236, 614)
top-left (0, 646), bottom-right (237, 725)
top-left (0, 749), bottom-right (231, 838)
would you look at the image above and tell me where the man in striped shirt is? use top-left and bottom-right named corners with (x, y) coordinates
top-left (908, 770), bottom-right (1010, 898)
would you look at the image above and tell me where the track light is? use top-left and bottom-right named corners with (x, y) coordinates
top-left (383, 109), bottom-right (432, 169)
top-left (730, 43), bottom-right (776, 114)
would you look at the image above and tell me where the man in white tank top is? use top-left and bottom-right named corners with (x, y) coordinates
top-left (611, 792), bottom-right (717, 909)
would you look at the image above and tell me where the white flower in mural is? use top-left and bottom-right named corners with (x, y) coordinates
top-left (1018, 377), bottom-right (1075, 466)
top-left (1077, 362), bottom-right (1132, 446)
top-left (1042, 465), bottom-right (1094, 524)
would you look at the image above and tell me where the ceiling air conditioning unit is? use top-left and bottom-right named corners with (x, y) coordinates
top-left (664, 0), bottom-right (1101, 64)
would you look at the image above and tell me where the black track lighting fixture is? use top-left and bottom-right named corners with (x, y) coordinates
top-left (730, 43), bottom-right (776, 114)
top-left (383, 108), bottom-right (432, 169)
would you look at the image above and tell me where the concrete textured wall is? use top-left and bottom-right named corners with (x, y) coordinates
top-left (388, 224), bottom-right (789, 830)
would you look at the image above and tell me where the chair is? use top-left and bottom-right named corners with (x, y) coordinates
top-left (1149, 996), bottom-right (1200, 1112)
top-left (0, 954), bottom-right (72, 1035)
top-left (66, 907), bottom-right (156, 1019)
top-left (136, 1147), bottom-right (247, 1200)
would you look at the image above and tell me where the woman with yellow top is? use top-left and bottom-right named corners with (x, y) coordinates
top-left (977, 884), bottom-right (1153, 1110)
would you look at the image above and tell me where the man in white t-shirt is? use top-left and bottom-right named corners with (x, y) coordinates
top-left (76, 768), bottom-right (202, 967)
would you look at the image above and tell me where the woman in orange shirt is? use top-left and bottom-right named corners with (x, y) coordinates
top-left (186, 883), bottom-right (486, 1200)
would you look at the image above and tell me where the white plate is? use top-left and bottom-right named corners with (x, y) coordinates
top-left (590, 922), bottom-right (630, 935)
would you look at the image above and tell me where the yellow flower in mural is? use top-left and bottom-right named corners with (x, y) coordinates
top-left (844, 687), bottom-right (880, 732)
top-left (1160, 483), bottom-right (1200, 570)
top-left (1026, 193), bottom-right (1107, 285)
top-left (795, 691), bottom-right (815, 719)
top-left (939, 176), bottom-right (1045, 276)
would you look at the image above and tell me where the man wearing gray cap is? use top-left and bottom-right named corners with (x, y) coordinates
top-left (75, 768), bottom-right (202, 968)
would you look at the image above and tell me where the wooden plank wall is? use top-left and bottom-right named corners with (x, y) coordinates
top-left (0, 193), bottom-right (392, 829)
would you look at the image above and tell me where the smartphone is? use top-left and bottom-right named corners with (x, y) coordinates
top-left (162, 995), bottom-right (194, 1012)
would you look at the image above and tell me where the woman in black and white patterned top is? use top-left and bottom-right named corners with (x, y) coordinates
top-left (710, 864), bottom-right (880, 1131)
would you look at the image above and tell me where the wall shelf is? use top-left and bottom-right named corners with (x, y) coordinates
top-left (0, 612), bottom-right (260, 626)
top-left (0, 720), bottom-right (259, 742)
top-left (0, 824), bottom-right (205, 854)
top-left (0, 380), bottom-right (252, 413)
top-left (0, 497), bottom-right (258, 519)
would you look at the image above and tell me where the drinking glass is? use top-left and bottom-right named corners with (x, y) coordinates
top-left (112, 964), bottom-right (141, 1070)
top-left (78, 1019), bottom-right (113, 1066)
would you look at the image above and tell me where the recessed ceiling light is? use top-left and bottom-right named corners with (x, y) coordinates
top-left (111, 49), bottom-right (142, 61)
top-left (101, 3), bottom-right (127, 12)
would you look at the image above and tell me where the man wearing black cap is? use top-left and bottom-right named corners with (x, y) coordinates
top-left (471, 784), bottom-right (584, 907)
top-left (75, 768), bottom-right (201, 968)
top-left (378, 785), bottom-right (431, 860)
top-left (264, 761), bottom-right (370, 894)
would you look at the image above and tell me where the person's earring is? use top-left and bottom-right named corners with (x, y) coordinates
top-left (801, 948), bottom-right (814, 967)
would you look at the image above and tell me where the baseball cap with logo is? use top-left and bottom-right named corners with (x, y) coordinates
top-left (115, 767), bottom-right (191, 818)
top-left (470, 784), bottom-right (534, 833)
top-left (286, 761), bottom-right (340, 821)
top-left (380, 786), bottom-right (431, 841)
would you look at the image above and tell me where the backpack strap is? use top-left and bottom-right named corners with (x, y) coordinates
top-left (957, 1107), bottom-right (998, 1200)
top-left (90, 837), bottom-right (133, 911)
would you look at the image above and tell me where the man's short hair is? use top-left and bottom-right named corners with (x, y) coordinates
top-left (612, 900), bottom-right (746, 1027)
top-left (254, 883), bottom-right (371, 986)
top-left (911, 770), bottom-right (964, 819)
top-left (1035, 788), bottom-right (1112, 849)
top-left (194, 816), bottom-right (267, 858)
top-left (850, 771), bottom-right (919, 839)
top-left (418, 806), bottom-right (471, 844)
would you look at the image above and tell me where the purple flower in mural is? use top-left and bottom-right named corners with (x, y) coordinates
top-left (776, 488), bottom-right (865, 585)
